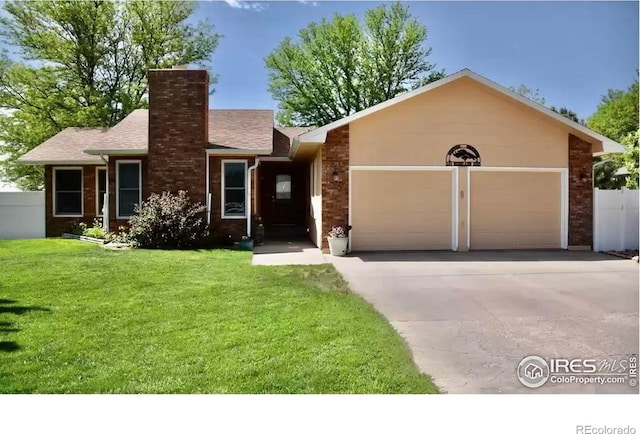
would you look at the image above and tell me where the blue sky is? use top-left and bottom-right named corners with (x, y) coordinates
top-left (200, 1), bottom-right (639, 120)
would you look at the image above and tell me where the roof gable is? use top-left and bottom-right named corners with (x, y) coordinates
top-left (294, 69), bottom-right (625, 157)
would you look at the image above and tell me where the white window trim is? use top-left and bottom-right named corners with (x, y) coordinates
top-left (53, 167), bottom-right (84, 217)
top-left (221, 159), bottom-right (248, 220)
top-left (95, 166), bottom-right (107, 217)
top-left (115, 160), bottom-right (142, 220)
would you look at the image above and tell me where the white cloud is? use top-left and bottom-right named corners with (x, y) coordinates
top-left (224, 1), bottom-right (269, 12)
top-left (298, 1), bottom-right (319, 5)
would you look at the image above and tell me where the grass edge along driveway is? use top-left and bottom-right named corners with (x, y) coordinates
top-left (0, 239), bottom-right (438, 394)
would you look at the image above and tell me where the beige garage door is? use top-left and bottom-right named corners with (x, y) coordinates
top-left (469, 171), bottom-right (561, 249)
top-left (350, 170), bottom-right (452, 250)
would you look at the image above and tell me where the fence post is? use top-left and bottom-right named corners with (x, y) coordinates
top-left (621, 187), bottom-right (627, 251)
top-left (593, 187), bottom-right (599, 251)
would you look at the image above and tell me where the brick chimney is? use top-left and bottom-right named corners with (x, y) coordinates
top-left (147, 68), bottom-right (209, 203)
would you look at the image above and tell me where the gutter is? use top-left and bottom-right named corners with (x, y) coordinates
top-left (289, 137), bottom-right (300, 159)
top-left (85, 148), bottom-right (147, 156)
top-left (205, 154), bottom-right (211, 225)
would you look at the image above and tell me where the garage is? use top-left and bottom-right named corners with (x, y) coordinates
top-left (297, 70), bottom-right (626, 252)
top-left (350, 168), bottom-right (455, 251)
top-left (468, 169), bottom-right (566, 250)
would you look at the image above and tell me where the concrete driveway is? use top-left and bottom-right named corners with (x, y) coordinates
top-left (327, 250), bottom-right (639, 393)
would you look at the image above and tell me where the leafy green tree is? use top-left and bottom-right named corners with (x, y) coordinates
top-left (588, 77), bottom-right (639, 189)
top-left (509, 84), bottom-right (546, 106)
top-left (620, 130), bottom-right (639, 189)
top-left (550, 106), bottom-right (584, 125)
top-left (593, 158), bottom-right (623, 190)
top-left (0, 0), bottom-right (220, 190)
top-left (588, 81), bottom-right (639, 143)
top-left (266, 2), bottom-right (442, 126)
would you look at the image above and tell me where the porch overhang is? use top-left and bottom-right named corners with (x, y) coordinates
top-left (289, 135), bottom-right (326, 159)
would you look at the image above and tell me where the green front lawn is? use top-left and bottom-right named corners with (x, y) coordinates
top-left (0, 239), bottom-right (438, 393)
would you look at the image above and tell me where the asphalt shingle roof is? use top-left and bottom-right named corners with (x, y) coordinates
top-left (19, 127), bottom-right (107, 164)
top-left (19, 109), bottom-right (279, 163)
top-left (208, 110), bottom-right (274, 150)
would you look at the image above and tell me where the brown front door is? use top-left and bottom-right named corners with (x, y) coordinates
top-left (259, 162), bottom-right (307, 229)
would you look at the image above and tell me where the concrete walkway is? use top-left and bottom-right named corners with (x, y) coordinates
top-left (252, 239), bottom-right (327, 266)
top-left (327, 250), bottom-right (639, 394)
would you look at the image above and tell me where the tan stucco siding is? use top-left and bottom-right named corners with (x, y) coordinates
top-left (469, 171), bottom-right (561, 249)
top-left (350, 77), bottom-right (569, 168)
top-left (350, 170), bottom-right (452, 250)
top-left (309, 148), bottom-right (323, 247)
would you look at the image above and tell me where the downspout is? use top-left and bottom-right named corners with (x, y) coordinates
top-left (205, 153), bottom-right (211, 225)
top-left (247, 158), bottom-right (261, 237)
top-left (99, 153), bottom-right (109, 233)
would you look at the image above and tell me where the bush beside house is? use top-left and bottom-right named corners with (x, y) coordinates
top-left (124, 190), bottom-right (209, 249)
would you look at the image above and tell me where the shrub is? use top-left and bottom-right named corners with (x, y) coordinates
top-left (126, 191), bottom-right (209, 249)
top-left (83, 219), bottom-right (105, 239)
top-left (105, 226), bottom-right (130, 244)
top-left (69, 222), bottom-right (87, 236)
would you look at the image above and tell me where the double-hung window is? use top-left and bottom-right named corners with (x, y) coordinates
top-left (96, 167), bottom-right (107, 216)
top-left (54, 168), bottom-right (83, 217)
top-left (222, 160), bottom-right (247, 218)
top-left (116, 161), bottom-right (141, 219)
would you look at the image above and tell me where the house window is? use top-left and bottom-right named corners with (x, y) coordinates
top-left (116, 161), bottom-right (141, 219)
top-left (222, 160), bottom-right (247, 218)
top-left (96, 168), bottom-right (107, 216)
top-left (53, 168), bottom-right (83, 217)
top-left (275, 174), bottom-right (291, 200)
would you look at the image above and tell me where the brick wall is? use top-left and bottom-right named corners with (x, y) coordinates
top-left (147, 69), bottom-right (209, 204)
top-left (568, 133), bottom-right (593, 248)
top-left (209, 156), bottom-right (255, 240)
top-left (108, 156), bottom-right (149, 231)
top-left (45, 165), bottom-right (103, 236)
top-left (321, 125), bottom-right (350, 250)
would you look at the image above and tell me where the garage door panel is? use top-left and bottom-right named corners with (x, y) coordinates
top-left (352, 230), bottom-right (451, 251)
top-left (473, 211), bottom-right (559, 232)
top-left (351, 170), bottom-right (452, 251)
top-left (470, 171), bottom-right (561, 249)
top-left (356, 210), bottom-right (450, 232)
top-left (513, 231), bottom-right (559, 248)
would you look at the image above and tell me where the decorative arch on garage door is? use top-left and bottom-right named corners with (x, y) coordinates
top-left (446, 144), bottom-right (481, 167)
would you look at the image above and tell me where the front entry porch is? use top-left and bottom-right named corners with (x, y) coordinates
top-left (257, 161), bottom-right (309, 240)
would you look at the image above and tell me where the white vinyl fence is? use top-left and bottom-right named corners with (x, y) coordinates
top-left (0, 192), bottom-right (45, 239)
top-left (593, 187), bottom-right (639, 252)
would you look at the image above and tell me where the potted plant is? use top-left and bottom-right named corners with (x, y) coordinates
top-left (327, 225), bottom-right (349, 256)
top-left (238, 235), bottom-right (254, 251)
top-left (252, 214), bottom-right (265, 246)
